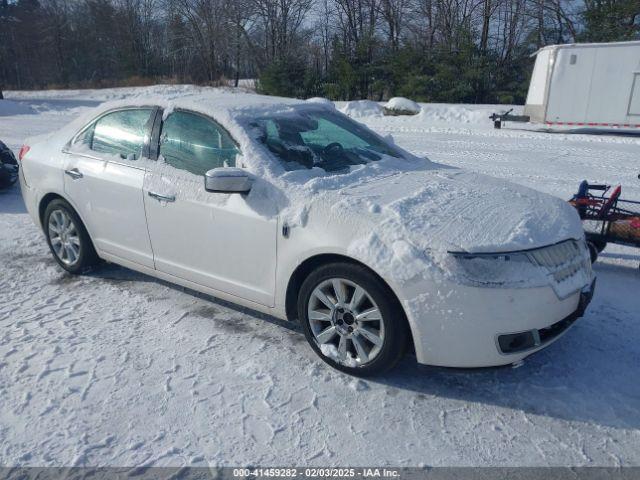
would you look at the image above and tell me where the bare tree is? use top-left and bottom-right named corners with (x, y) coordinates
top-left (379, 0), bottom-right (411, 50)
top-left (434, 0), bottom-right (484, 52)
top-left (407, 0), bottom-right (437, 48)
top-left (535, 0), bottom-right (546, 47)
top-left (224, 0), bottom-right (256, 86)
top-left (314, 0), bottom-right (335, 72)
top-left (171, 0), bottom-right (228, 81)
top-left (546, 0), bottom-right (578, 42)
top-left (480, 0), bottom-right (501, 54)
top-left (251, 0), bottom-right (313, 61)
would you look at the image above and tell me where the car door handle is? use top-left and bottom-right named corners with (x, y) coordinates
top-left (64, 168), bottom-right (83, 180)
top-left (148, 191), bottom-right (176, 202)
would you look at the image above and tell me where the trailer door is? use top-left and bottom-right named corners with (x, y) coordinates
top-left (586, 46), bottom-right (637, 124)
top-left (546, 48), bottom-right (597, 124)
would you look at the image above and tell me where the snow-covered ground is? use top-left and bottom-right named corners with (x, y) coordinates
top-left (1, 86), bottom-right (639, 467)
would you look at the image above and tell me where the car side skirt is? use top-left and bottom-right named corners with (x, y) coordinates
top-left (99, 251), bottom-right (287, 321)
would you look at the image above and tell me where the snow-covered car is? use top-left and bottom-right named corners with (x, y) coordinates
top-left (17, 93), bottom-right (596, 376)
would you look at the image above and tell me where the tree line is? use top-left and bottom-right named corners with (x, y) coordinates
top-left (1, 0), bottom-right (638, 103)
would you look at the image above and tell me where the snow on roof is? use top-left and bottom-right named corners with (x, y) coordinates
top-left (35, 89), bottom-right (422, 236)
top-left (305, 97), bottom-right (335, 107)
top-left (99, 91), bottom-right (305, 117)
top-left (43, 90), bottom-right (313, 170)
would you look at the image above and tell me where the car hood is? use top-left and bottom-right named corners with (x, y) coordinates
top-left (326, 167), bottom-right (583, 254)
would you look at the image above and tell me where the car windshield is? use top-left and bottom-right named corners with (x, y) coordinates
top-left (250, 108), bottom-right (401, 172)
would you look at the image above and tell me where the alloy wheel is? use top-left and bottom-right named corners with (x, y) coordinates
top-left (48, 209), bottom-right (81, 266)
top-left (307, 278), bottom-right (385, 367)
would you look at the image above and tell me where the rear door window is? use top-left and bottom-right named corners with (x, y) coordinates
top-left (74, 109), bottom-right (154, 159)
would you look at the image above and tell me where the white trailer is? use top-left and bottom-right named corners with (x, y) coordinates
top-left (525, 41), bottom-right (640, 128)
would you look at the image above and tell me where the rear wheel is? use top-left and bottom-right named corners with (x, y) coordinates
top-left (298, 263), bottom-right (408, 376)
top-left (44, 199), bottom-right (100, 274)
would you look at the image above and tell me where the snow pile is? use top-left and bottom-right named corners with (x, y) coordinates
top-left (418, 103), bottom-right (519, 125)
top-left (335, 101), bottom-right (518, 128)
top-left (306, 97), bottom-right (334, 108)
top-left (320, 344), bottom-right (357, 367)
top-left (339, 100), bottom-right (383, 118)
top-left (227, 78), bottom-right (257, 90)
top-left (384, 97), bottom-right (421, 115)
top-left (4, 84), bottom-right (252, 103)
top-left (0, 100), bottom-right (35, 116)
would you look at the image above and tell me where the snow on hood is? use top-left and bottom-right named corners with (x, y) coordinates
top-left (334, 167), bottom-right (584, 254)
top-left (326, 166), bottom-right (585, 286)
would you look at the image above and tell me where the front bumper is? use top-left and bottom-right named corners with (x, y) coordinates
top-left (496, 278), bottom-right (595, 355)
top-left (403, 276), bottom-right (596, 368)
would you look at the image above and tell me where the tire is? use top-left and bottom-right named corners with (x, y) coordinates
top-left (297, 262), bottom-right (408, 376)
top-left (43, 199), bottom-right (100, 274)
top-left (592, 240), bottom-right (607, 253)
top-left (587, 241), bottom-right (599, 264)
top-left (0, 166), bottom-right (18, 189)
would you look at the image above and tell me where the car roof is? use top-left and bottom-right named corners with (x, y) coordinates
top-left (99, 91), bottom-right (308, 118)
top-left (44, 91), bottom-right (320, 154)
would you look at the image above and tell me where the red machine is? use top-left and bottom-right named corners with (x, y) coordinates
top-left (570, 177), bottom-right (640, 265)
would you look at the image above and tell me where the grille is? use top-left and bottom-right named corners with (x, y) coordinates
top-left (526, 240), bottom-right (592, 298)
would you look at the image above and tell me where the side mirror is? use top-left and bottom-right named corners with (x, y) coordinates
top-left (204, 167), bottom-right (252, 194)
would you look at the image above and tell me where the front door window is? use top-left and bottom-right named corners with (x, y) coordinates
top-left (160, 111), bottom-right (240, 175)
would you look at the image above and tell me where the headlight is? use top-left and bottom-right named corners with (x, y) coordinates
top-left (447, 240), bottom-right (592, 294)
top-left (448, 251), bottom-right (547, 288)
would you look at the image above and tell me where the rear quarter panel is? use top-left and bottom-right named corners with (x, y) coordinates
top-left (20, 137), bottom-right (70, 229)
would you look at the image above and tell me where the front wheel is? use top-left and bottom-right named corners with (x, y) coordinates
top-left (44, 199), bottom-right (100, 274)
top-left (298, 263), bottom-right (408, 376)
top-left (592, 240), bottom-right (607, 253)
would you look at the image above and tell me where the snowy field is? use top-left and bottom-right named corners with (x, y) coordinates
top-left (1, 86), bottom-right (639, 467)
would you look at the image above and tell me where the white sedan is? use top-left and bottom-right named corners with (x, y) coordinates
top-left (18, 93), bottom-right (595, 376)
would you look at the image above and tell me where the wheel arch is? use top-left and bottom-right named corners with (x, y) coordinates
top-left (284, 253), bottom-right (415, 352)
top-left (39, 192), bottom-right (68, 228)
top-left (38, 192), bottom-right (96, 247)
